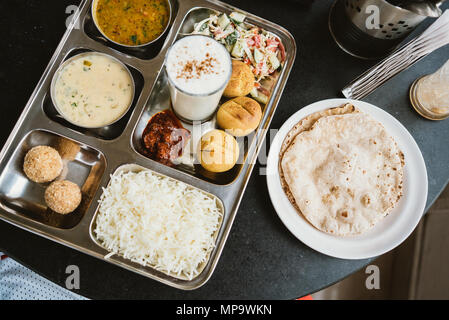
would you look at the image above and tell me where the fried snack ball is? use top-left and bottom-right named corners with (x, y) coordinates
top-left (223, 60), bottom-right (254, 98)
top-left (45, 180), bottom-right (82, 215)
top-left (217, 96), bottom-right (262, 136)
top-left (197, 129), bottom-right (240, 173)
top-left (56, 138), bottom-right (80, 161)
top-left (23, 146), bottom-right (63, 183)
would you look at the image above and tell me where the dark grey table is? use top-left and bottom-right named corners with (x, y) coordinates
top-left (0, 0), bottom-right (448, 299)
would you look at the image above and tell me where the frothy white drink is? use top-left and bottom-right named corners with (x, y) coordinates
top-left (165, 35), bottom-right (231, 122)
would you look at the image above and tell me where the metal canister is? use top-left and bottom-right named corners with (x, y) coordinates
top-left (329, 0), bottom-right (429, 59)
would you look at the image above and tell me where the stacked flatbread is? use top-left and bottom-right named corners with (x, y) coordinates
top-left (279, 104), bottom-right (404, 236)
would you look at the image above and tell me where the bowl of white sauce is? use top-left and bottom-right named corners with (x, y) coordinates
top-left (165, 35), bottom-right (232, 123)
top-left (50, 52), bottom-right (135, 129)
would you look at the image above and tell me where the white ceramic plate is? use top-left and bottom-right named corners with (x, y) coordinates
top-left (266, 99), bottom-right (428, 259)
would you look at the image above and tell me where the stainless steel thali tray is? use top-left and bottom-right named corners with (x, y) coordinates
top-left (0, 0), bottom-right (296, 290)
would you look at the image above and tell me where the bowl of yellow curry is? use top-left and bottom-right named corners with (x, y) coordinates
top-left (92, 0), bottom-right (172, 47)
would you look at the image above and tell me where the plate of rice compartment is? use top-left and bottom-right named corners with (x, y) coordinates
top-left (266, 99), bottom-right (428, 259)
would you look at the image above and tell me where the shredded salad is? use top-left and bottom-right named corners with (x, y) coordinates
top-left (192, 11), bottom-right (286, 103)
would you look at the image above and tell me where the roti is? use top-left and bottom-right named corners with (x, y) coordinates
top-left (279, 103), bottom-right (359, 216)
top-left (280, 105), bottom-right (404, 236)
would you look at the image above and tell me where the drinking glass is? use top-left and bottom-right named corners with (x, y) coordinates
top-left (410, 59), bottom-right (449, 120)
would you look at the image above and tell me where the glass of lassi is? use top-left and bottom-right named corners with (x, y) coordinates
top-left (165, 35), bottom-right (232, 123)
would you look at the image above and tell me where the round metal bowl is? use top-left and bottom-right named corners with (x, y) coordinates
top-left (50, 51), bottom-right (136, 129)
top-left (91, 0), bottom-right (172, 48)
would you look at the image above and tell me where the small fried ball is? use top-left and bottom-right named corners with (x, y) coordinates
top-left (56, 138), bottom-right (80, 161)
top-left (217, 96), bottom-right (262, 136)
top-left (223, 60), bottom-right (255, 98)
top-left (197, 130), bottom-right (239, 173)
top-left (23, 146), bottom-right (63, 183)
top-left (45, 180), bottom-right (82, 215)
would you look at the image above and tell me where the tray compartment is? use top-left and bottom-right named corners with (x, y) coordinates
top-left (131, 72), bottom-right (251, 185)
top-left (88, 163), bottom-right (225, 289)
top-left (0, 129), bottom-right (106, 229)
top-left (42, 48), bottom-right (144, 140)
top-left (131, 6), bottom-right (285, 185)
top-left (83, 0), bottom-right (179, 60)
